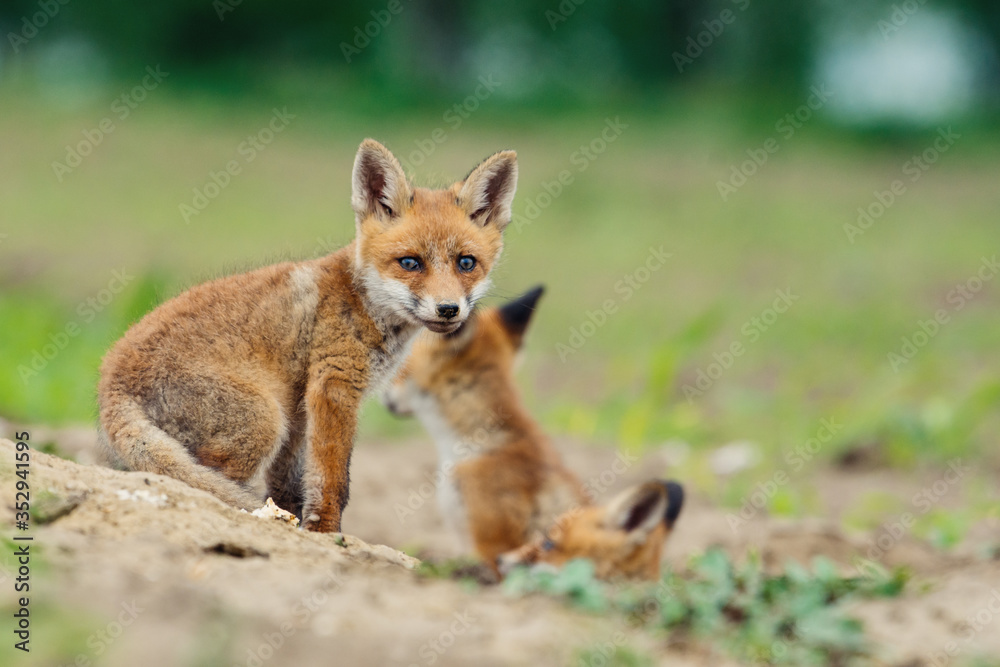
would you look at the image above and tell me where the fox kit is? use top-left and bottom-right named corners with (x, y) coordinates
top-left (98, 139), bottom-right (518, 533)
top-left (384, 286), bottom-right (684, 579)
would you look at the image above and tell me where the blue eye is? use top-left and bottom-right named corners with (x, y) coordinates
top-left (457, 256), bottom-right (476, 272)
top-left (398, 257), bottom-right (421, 271)
top-left (541, 537), bottom-right (556, 552)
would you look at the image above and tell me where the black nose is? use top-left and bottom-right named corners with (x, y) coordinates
top-left (436, 303), bottom-right (460, 319)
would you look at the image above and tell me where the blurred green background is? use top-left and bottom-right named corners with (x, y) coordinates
top-left (1, 0), bottom-right (998, 477)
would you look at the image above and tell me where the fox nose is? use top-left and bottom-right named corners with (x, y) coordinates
top-left (436, 303), bottom-right (460, 319)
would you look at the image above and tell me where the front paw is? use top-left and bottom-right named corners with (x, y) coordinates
top-left (301, 510), bottom-right (340, 533)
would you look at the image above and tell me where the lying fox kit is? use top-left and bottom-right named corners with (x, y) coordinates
top-left (98, 139), bottom-right (518, 533)
top-left (384, 286), bottom-right (684, 579)
top-left (496, 479), bottom-right (684, 580)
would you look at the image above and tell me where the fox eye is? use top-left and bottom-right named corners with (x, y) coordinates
top-left (457, 256), bottom-right (476, 273)
top-left (541, 537), bottom-right (556, 552)
top-left (398, 257), bottom-right (421, 271)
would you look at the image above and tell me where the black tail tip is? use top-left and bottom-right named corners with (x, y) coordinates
top-left (660, 480), bottom-right (684, 526)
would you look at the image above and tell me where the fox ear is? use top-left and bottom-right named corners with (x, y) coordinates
top-left (498, 285), bottom-right (544, 344)
top-left (459, 150), bottom-right (518, 231)
top-left (661, 480), bottom-right (684, 528)
top-left (352, 139), bottom-right (412, 225)
top-left (603, 481), bottom-right (668, 539)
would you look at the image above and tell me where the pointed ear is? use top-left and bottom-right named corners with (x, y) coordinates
top-left (458, 150), bottom-right (518, 231)
top-left (351, 139), bottom-right (412, 225)
top-left (498, 285), bottom-right (544, 344)
top-left (661, 480), bottom-right (684, 528)
top-left (602, 481), bottom-right (668, 538)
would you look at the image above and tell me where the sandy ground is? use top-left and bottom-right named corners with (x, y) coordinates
top-left (1, 424), bottom-right (998, 667)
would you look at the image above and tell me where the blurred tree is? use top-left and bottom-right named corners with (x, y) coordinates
top-left (0, 0), bottom-right (995, 103)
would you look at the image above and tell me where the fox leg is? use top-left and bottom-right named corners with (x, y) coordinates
top-left (454, 460), bottom-right (533, 570)
top-left (299, 372), bottom-right (362, 532)
top-left (177, 378), bottom-right (288, 493)
top-left (265, 414), bottom-right (308, 517)
top-left (99, 393), bottom-right (265, 510)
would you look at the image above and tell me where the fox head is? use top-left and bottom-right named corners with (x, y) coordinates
top-left (382, 285), bottom-right (545, 421)
top-left (496, 480), bottom-right (685, 581)
top-left (352, 139), bottom-right (518, 335)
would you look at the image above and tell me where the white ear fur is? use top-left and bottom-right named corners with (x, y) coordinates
top-left (351, 139), bottom-right (412, 225)
top-left (458, 150), bottom-right (518, 231)
top-left (602, 482), bottom-right (668, 539)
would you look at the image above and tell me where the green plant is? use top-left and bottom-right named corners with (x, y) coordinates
top-left (503, 559), bottom-right (609, 612)
top-left (574, 642), bottom-right (653, 667)
top-left (415, 556), bottom-right (495, 586)
top-left (505, 549), bottom-right (907, 665)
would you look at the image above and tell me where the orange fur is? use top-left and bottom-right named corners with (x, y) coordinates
top-left (98, 139), bottom-right (518, 533)
top-left (497, 482), bottom-right (682, 581)
top-left (384, 287), bottom-right (684, 579)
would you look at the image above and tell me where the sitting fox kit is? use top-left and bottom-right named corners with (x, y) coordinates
top-left (384, 287), bottom-right (684, 579)
top-left (98, 139), bottom-right (518, 532)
